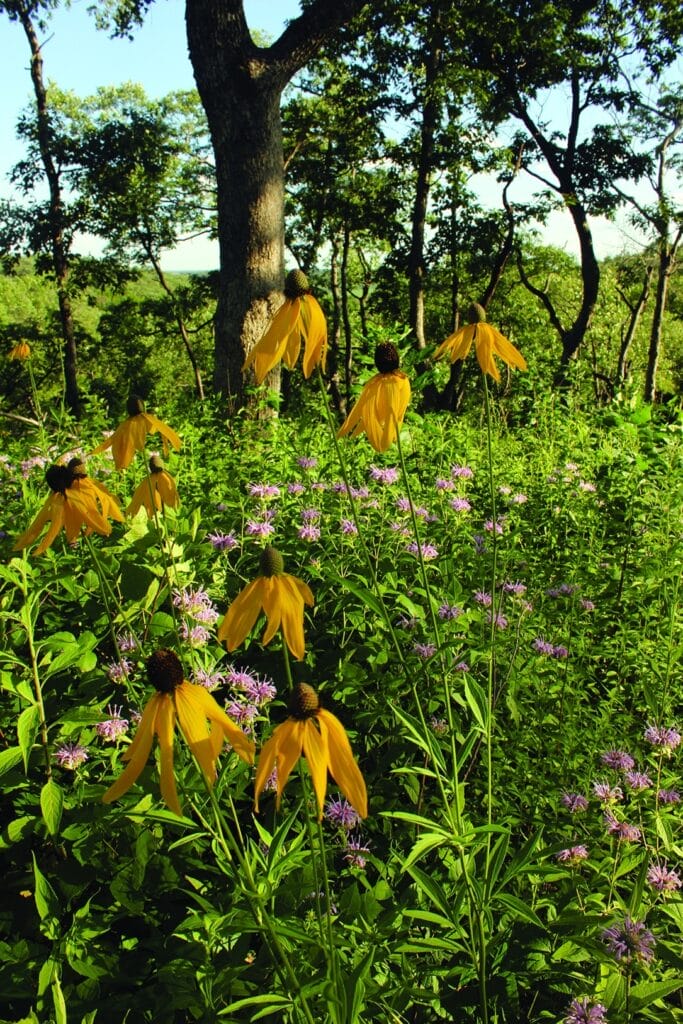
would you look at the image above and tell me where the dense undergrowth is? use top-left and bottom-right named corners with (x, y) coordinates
top-left (0, 373), bottom-right (681, 1023)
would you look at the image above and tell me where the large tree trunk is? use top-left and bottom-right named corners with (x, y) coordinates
top-left (185, 0), bottom-right (368, 411)
top-left (14, 1), bottom-right (80, 414)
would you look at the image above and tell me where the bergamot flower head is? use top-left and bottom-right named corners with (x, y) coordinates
top-left (13, 462), bottom-right (113, 556)
top-left (254, 682), bottom-right (368, 821)
top-left (127, 454), bottom-right (180, 517)
top-left (243, 269), bottom-right (327, 384)
top-left (90, 394), bottom-right (181, 470)
top-left (217, 546), bottom-right (314, 660)
top-left (434, 303), bottom-right (527, 382)
top-left (337, 342), bottom-right (411, 453)
top-left (102, 648), bottom-right (254, 815)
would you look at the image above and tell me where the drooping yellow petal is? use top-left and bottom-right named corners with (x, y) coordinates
top-left (318, 709), bottom-right (368, 818)
top-left (156, 693), bottom-right (182, 815)
top-left (301, 295), bottom-right (328, 377)
top-left (491, 329), bottom-right (527, 372)
top-left (475, 324), bottom-right (499, 381)
top-left (433, 323), bottom-right (476, 363)
top-left (243, 298), bottom-right (301, 384)
top-left (274, 719), bottom-right (306, 809)
top-left (191, 685), bottom-right (255, 764)
top-left (254, 729), bottom-right (280, 812)
top-left (339, 371), bottom-right (411, 453)
top-left (276, 574), bottom-right (309, 660)
top-left (292, 577), bottom-right (315, 608)
top-left (102, 694), bottom-right (161, 803)
top-left (113, 416), bottom-right (149, 469)
top-left (143, 413), bottom-right (182, 454)
top-left (217, 578), bottom-right (265, 651)
top-left (34, 508), bottom-right (66, 556)
top-left (155, 470), bottom-right (179, 508)
top-left (301, 719), bottom-right (328, 819)
top-left (174, 681), bottom-right (216, 784)
top-left (77, 478), bottom-right (125, 523)
top-left (13, 494), bottom-right (54, 550)
top-left (260, 576), bottom-right (284, 648)
top-left (127, 478), bottom-right (159, 517)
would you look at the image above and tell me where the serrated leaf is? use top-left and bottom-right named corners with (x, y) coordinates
top-left (40, 779), bottom-right (64, 835)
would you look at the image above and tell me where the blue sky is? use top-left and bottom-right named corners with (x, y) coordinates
top-left (0, 0), bottom-right (650, 271)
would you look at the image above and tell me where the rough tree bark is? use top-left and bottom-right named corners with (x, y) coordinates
top-left (185, 0), bottom-right (368, 411)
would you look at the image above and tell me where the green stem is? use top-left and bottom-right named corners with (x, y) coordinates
top-left (19, 561), bottom-right (51, 778)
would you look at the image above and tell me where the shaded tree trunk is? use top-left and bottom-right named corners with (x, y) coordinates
top-left (615, 265), bottom-right (653, 386)
top-left (644, 244), bottom-right (678, 402)
top-left (12, 0), bottom-right (80, 414)
top-left (407, 18), bottom-right (441, 351)
top-left (185, 0), bottom-right (368, 411)
top-left (340, 223), bottom-right (353, 407)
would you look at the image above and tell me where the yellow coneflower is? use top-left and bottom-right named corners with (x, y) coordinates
top-left (338, 342), bottom-right (411, 453)
top-left (255, 682), bottom-right (367, 821)
top-left (217, 546), bottom-right (314, 661)
top-left (243, 269), bottom-right (327, 384)
top-left (13, 463), bottom-right (112, 556)
top-left (91, 395), bottom-right (181, 471)
top-left (67, 458), bottom-right (124, 526)
top-left (434, 303), bottom-right (527, 382)
top-left (8, 341), bottom-right (31, 361)
top-left (127, 455), bottom-right (180, 517)
top-left (103, 649), bottom-right (254, 815)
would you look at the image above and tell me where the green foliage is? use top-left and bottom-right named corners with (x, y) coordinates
top-left (0, 372), bottom-right (682, 1022)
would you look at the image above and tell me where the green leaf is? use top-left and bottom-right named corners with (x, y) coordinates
top-left (218, 994), bottom-right (292, 1017)
top-left (462, 675), bottom-right (488, 732)
top-left (493, 892), bottom-right (544, 929)
top-left (32, 853), bottom-right (59, 922)
top-left (334, 573), bottom-right (385, 618)
top-left (17, 704), bottom-right (41, 773)
top-left (630, 979), bottom-right (683, 1011)
top-left (40, 779), bottom-right (64, 836)
top-left (0, 745), bottom-right (24, 777)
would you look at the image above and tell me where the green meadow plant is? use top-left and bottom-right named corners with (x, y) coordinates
top-left (0, 316), bottom-right (681, 1023)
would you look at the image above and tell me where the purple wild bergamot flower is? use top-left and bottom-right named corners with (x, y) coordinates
top-left (325, 797), bottom-right (362, 830)
top-left (344, 835), bottom-right (370, 869)
top-left (55, 743), bottom-right (89, 769)
top-left (604, 813), bottom-right (641, 842)
top-left (413, 642), bottom-right (437, 658)
top-left (207, 530), bottom-right (239, 552)
top-left (564, 997), bottom-right (608, 1024)
top-left (601, 750), bottom-right (635, 771)
top-left (561, 792), bottom-right (589, 813)
top-left (449, 497), bottom-right (472, 512)
top-left (556, 845), bottom-right (589, 865)
top-left (438, 603), bottom-right (463, 620)
top-left (95, 705), bottom-right (129, 742)
top-left (658, 788), bottom-right (681, 805)
top-left (644, 724), bottom-right (681, 753)
top-left (624, 770), bottom-right (652, 791)
top-left (646, 862), bottom-right (682, 893)
top-left (602, 917), bottom-right (655, 962)
top-left (592, 781), bottom-right (623, 803)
